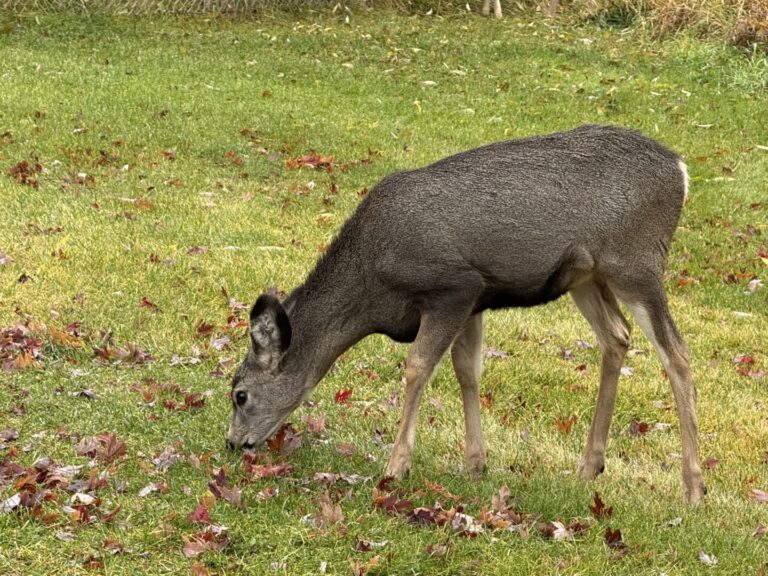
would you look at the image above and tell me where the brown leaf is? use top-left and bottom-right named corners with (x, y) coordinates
top-left (702, 457), bottom-right (720, 470)
top-left (335, 442), bottom-right (357, 458)
top-left (351, 555), bottom-right (380, 576)
top-left (588, 492), bottom-right (613, 520)
top-left (96, 433), bottom-right (127, 463)
top-left (424, 541), bottom-right (451, 557)
top-left (372, 486), bottom-right (413, 515)
top-left (303, 414), bottom-right (326, 435)
top-left (182, 529), bottom-right (230, 558)
top-left (604, 527), bottom-right (630, 556)
top-left (190, 562), bottom-right (211, 576)
top-left (315, 491), bottom-right (344, 529)
top-left (555, 414), bottom-right (577, 434)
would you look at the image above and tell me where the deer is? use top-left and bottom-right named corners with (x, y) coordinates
top-left (227, 124), bottom-right (706, 504)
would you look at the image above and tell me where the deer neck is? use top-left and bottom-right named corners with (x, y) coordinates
top-left (281, 251), bottom-right (371, 395)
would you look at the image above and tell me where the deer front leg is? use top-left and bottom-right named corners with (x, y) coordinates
top-left (451, 313), bottom-right (487, 478)
top-left (386, 311), bottom-right (469, 479)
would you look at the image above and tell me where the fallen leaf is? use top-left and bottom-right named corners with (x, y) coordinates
top-left (190, 562), bottom-right (211, 576)
top-left (351, 554), bottom-right (380, 576)
top-left (424, 541), bottom-right (451, 557)
top-left (589, 492), bottom-right (613, 520)
top-left (266, 423), bottom-right (303, 456)
top-left (182, 529), bottom-right (230, 558)
top-left (555, 414), bottom-right (577, 434)
top-left (187, 505), bottom-right (211, 525)
top-left (702, 457), bottom-right (720, 470)
top-left (336, 442), bottom-right (357, 458)
top-left (484, 347), bottom-right (508, 359)
top-left (698, 550), bottom-right (718, 566)
top-left (1, 493), bottom-right (21, 513)
top-left (604, 527), bottom-right (630, 556)
top-left (303, 414), bottom-right (327, 435)
top-left (628, 419), bottom-right (650, 438)
top-left (749, 488), bottom-right (768, 503)
top-left (666, 517), bottom-right (683, 527)
top-left (315, 491), bottom-right (344, 529)
top-left (334, 389), bottom-right (353, 404)
top-left (355, 537), bottom-right (388, 552)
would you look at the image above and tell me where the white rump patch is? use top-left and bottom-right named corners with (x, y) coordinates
top-left (678, 159), bottom-right (689, 201)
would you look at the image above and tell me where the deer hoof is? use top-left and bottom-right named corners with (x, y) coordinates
top-left (685, 482), bottom-right (707, 505)
top-left (385, 453), bottom-right (412, 480)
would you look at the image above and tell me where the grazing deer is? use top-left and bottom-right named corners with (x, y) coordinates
top-left (227, 125), bottom-right (705, 504)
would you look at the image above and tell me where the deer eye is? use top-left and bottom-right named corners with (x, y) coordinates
top-left (235, 390), bottom-right (247, 407)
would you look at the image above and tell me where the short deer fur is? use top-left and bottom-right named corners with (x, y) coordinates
top-left (228, 125), bottom-right (705, 504)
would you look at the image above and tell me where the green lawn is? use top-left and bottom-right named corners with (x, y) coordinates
top-left (1, 9), bottom-right (767, 575)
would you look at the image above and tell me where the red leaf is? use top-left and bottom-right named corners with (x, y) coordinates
top-left (334, 389), bottom-right (353, 404)
top-left (187, 505), bottom-right (211, 525)
top-left (628, 418), bottom-right (650, 438)
top-left (266, 423), bottom-right (302, 456)
top-left (140, 297), bottom-right (160, 313)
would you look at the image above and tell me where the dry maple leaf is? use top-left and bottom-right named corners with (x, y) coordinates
top-left (266, 423), bottom-right (302, 455)
top-left (187, 505), bottom-right (211, 525)
top-left (182, 529), bottom-right (230, 558)
top-left (628, 418), bottom-right (650, 438)
top-left (315, 491), bottom-right (344, 529)
top-left (555, 414), bottom-right (577, 434)
top-left (351, 554), bottom-right (380, 576)
top-left (334, 388), bottom-right (353, 404)
top-left (589, 492), bottom-right (613, 520)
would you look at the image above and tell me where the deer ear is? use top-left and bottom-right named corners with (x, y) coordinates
top-left (249, 294), bottom-right (292, 370)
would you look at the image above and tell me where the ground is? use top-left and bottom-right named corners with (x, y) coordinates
top-left (0, 9), bottom-right (767, 575)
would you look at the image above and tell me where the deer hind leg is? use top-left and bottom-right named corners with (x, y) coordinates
top-left (385, 308), bottom-right (474, 479)
top-left (620, 284), bottom-right (705, 504)
top-left (451, 313), bottom-right (487, 478)
top-left (570, 280), bottom-right (631, 481)
top-left (482, 0), bottom-right (490, 16)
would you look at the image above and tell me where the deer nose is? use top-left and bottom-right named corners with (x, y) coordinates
top-left (226, 440), bottom-right (235, 451)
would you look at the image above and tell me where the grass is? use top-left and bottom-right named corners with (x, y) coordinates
top-left (1, 8), bottom-right (767, 576)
